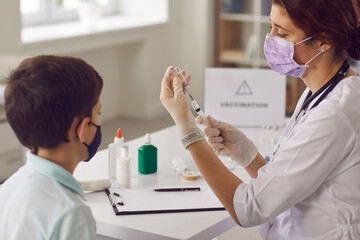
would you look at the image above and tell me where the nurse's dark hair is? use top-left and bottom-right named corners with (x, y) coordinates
top-left (4, 55), bottom-right (103, 149)
top-left (272, 0), bottom-right (360, 60)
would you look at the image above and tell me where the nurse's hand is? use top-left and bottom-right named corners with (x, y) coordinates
top-left (197, 115), bottom-right (258, 167)
top-left (160, 66), bottom-right (197, 137)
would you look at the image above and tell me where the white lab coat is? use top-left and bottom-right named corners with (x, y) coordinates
top-left (233, 76), bottom-right (360, 239)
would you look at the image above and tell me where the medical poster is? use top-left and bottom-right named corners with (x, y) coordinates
top-left (204, 68), bottom-right (286, 126)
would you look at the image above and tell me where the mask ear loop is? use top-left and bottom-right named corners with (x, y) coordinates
top-left (294, 36), bottom-right (313, 45)
top-left (293, 36), bottom-right (325, 66)
top-left (76, 119), bottom-right (98, 144)
top-left (305, 48), bottom-right (326, 66)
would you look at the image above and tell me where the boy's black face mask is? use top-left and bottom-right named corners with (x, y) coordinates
top-left (82, 121), bottom-right (102, 162)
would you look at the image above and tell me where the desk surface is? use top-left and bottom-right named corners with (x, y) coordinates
top-left (74, 125), bottom-right (279, 240)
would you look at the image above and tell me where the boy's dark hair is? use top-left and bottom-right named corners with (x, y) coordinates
top-left (4, 55), bottom-right (103, 149)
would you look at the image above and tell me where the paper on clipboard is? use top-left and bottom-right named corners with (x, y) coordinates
top-left (108, 185), bottom-right (225, 215)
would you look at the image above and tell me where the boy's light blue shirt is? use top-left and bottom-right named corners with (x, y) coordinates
top-left (0, 151), bottom-right (96, 240)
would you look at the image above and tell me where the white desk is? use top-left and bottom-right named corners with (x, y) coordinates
top-left (74, 125), bottom-right (280, 240)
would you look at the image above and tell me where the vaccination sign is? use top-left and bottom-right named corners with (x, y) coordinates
top-left (204, 68), bottom-right (286, 126)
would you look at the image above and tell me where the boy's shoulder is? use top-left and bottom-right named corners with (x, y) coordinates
top-left (1, 163), bottom-right (83, 207)
top-left (0, 163), bottom-right (96, 240)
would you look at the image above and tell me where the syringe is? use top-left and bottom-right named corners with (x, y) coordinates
top-left (174, 67), bottom-right (208, 125)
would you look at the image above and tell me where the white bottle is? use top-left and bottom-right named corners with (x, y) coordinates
top-left (108, 128), bottom-right (124, 179)
top-left (116, 144), bottom-right (131, 188)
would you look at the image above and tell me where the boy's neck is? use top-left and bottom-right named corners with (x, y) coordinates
top-left (36, 144), bottom-right (82, 174)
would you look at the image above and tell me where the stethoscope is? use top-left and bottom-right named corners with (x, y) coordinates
top-left (295, 60), bottom-right (350, 124)
top-left (272, 60), bottom-right (350, 157)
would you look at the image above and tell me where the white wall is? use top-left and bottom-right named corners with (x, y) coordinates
top-left (0, 0), bottom-right (215, 122)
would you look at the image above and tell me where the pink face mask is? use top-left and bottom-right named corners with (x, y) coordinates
top-left (264, 33), bottom-right (325, 78)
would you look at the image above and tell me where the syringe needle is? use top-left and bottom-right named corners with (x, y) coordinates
top-left (188, 92), bottom-right (195, 101)
top-left (173, 66), bottom-right (208, 125)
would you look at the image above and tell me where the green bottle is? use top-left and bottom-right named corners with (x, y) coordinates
top-left (138, 133), bottom-right (157, 174)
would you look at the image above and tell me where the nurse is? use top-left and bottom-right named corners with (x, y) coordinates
top-left (160, 0), bottom-right (360, 239)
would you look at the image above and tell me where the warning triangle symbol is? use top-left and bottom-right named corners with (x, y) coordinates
top-left (236, 80), bottom-right (253, 95)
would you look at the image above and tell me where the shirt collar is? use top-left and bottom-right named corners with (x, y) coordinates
top-left (26, 151), bottom-right (85, 200)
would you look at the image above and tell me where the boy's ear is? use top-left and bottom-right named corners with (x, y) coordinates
top-left (76, 117), bottom-right (90, 143)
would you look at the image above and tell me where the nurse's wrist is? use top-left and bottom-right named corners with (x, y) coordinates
top-left (174, 117), bottom-right (198, 137)
top-left (231, 147), bottom-right (258, 168)
top-left (242, 152), bottom-right (259, 167)
top-left (244, 153), bottom-right (265, 178)
top-left (181, 127), bottom-right (205, 149)
top-left (177, 123), bottom-right (198, 138)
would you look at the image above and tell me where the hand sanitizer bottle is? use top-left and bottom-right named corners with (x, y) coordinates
top-left (138, 133), bottom-right (157, 174)
top-left (108, 128), bottom-right (124, 179)
top-left (116, 144), bottom-right (131, 188)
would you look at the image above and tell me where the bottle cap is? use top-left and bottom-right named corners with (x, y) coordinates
top-left (144, 133), bottom-right (151, 145)
top-left (117, 128), bottom-right (122, 138)
top-left (114, 128), bottom-right (124, 144)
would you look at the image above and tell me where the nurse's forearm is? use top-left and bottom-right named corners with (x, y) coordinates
top-left (187, 140), bottom-right (243, 226)
top-left (245, 153), bottom-right (266, 178)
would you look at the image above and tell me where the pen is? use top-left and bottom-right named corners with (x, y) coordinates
top-left (113, 192), bottom-right (124, 206)
top-left (108, 193), bottom-right (116, 207)
top-left (154, 187), bottom-right (201, 192)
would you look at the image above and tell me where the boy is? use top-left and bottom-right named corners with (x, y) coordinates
top-left (0, 55), bottom-right (103, 239)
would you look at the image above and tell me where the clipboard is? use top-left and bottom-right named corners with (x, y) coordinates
top-left (105, 187), bottom-right (226, 216)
